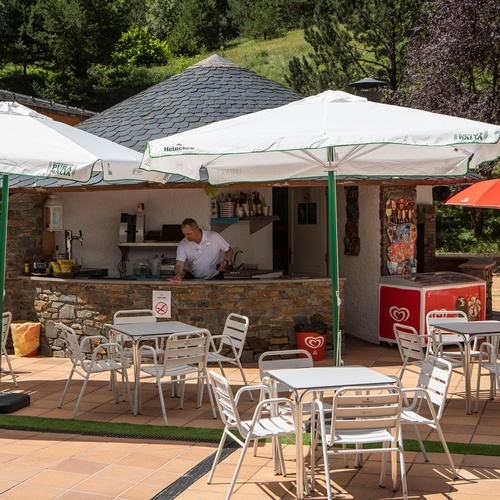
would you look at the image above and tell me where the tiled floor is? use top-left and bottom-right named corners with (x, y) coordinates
top-left (1, 332), bottom-right (500, 499)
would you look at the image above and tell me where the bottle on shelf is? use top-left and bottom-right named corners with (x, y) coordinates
top-left (24, 255), bottom-right (29, 275)
top-left (261, 194), bottom-right (269, 216)
top-left (248, 192), bottom-right (255, 216)
top-left (254, 191), bottom-right (262, 216)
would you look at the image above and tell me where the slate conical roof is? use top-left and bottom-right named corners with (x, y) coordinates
top-left (77, 54), bottom-right (303, 153)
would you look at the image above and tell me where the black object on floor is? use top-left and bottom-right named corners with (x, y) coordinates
top-left (0, 392), bottom-right (30, 413)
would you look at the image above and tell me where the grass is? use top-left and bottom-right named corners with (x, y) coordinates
top-left (1, 414), bottom-right (499, 458)
top-left (217, 30), bottom-right (312, 86)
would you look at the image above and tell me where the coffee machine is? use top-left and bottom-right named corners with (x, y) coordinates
top-left (119, 212), bottom-right (145, 243)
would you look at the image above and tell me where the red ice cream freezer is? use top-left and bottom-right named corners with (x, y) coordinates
top-left (379, 272), bottom-right (486, 344)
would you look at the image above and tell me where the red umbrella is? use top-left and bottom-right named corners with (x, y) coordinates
top-left (444, 179), bottom-right (500, 209)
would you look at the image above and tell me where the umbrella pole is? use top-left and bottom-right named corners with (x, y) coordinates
top-left (328, 170), bottom-right (340, 366)
top-left (0, 175), bottom-right (8, 369)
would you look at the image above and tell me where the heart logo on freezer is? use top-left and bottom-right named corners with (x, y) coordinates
top-left (304, 336), bottom-right (325, 349)
top-left (389, 306), bottom-right (410, 323)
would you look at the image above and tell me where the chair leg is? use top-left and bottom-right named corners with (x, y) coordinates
top-left (412, 423), bottom-right (429, 462)
top-left (227, 436), bottom-right (252, 499)
top-left (157, 377), bottom-right (168, 426)
top-left (390, 448), bottom-right (397, 490)
top-left (207, 429), bottom-right (229, 484)
top-left (58, 367), bottom-right (76, 408)
top-left (72, 374), bottom-right (91, 419)
top-left (434, 421), bottom-right (458, 478)
top-left (2, 349), bottom-right (18, 387)
top-left (398, 443), bottom-right (408, 500)
top-left (205, 375), bottom-right (218, 419)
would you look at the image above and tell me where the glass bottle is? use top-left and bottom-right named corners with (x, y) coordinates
top-left (254, 191), bottom-right (262, 216)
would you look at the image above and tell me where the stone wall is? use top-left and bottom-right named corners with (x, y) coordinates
top-left (3, 192), bottom-right (47, 325)
top-left (18, 277), bottom-right (345, 361)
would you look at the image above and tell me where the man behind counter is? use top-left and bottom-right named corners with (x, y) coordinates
top-left (169, 218), bottom-right (234, 283)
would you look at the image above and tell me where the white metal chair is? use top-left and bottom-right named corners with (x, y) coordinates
top-left (311, 384), bottom-right (408, 500)
top-left (393, 323), bottom-right (431, 381)
top-left (57, 323), bottom-right (132, 419)
top-left (397, 355), bottom-right (458, 478)
top-left (207, 370), bottom-right (296, 499)
top-left (475, 339), bottom-right (500, 412)
top-left (1, 312), bottom-right (18, 387)
top-left (207, 313), bottom-right (253, 400)
top-left (113, 309), bottom-right (163, 361)
top-left (138, 329), bottom-right (217, 426)
top-left (253, 349), bottom-right (313, 456)
top-left (426, 310), bottom-right (481, 368)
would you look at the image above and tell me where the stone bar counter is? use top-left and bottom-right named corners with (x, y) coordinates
top-left (16, 275), bottom-right (345, 360)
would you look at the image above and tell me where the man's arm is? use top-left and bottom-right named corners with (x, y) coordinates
top-left (218, 246), bottom-right (234, 271)
top-left (170, 260), bottom-right (185, 283)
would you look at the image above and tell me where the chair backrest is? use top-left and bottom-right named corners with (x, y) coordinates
top-left (414, 355), bottom-right (453, 420)
top-left (328, 385), bottom-right (403, 446)
top-left (393, 323), bottom-right (427, 364)
top-left (161, 330), bottom-right (211, 372)
top-left (56, 323), bottom-right (86, 368)
top-left (2, 312), bottom-right (12, 349)
top-left (113, 309), bottom-right (156, 325)
top-left (220, 313), bottom-right (249, 356)
top-left (208, 369), bottom-right (243, 430)
top-left (426, 309), bottom-right (468, 345)
top-left (258, 349), bottom-right (313, 392)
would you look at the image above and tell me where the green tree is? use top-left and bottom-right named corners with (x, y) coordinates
top-left (286, 0), bottom-right (423, 95)
top-left (228, 0), bottom-right (286, 40)
top-left (33, 0), bottom-right (136, 79)
top-left (168, 0), bottom-right (222, 56)
top-left (112, 27), bottom-right (169, 67)
top-left (0, 0), bottom-right (41, 75)
top-left (396, 0), bottom-right (499, 124)
top-left (145, 0), bottom-right (179, 40)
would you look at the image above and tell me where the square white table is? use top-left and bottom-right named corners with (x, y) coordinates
top-left (428, 320), bottom-right (500, 414)
top-left (267, 365), bottom-right (396, 499)
top-left (109, 321), bottom-right (206, 415)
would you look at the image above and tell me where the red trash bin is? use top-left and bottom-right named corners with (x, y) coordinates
top-left (295, 323), bottom-right (327, 361)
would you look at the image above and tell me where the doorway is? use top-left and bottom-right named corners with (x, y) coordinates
top-left (289, 187), bottom-right (328, 276)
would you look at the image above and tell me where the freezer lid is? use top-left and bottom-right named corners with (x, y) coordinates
top-left (379, 271), bottom-right (485, 287)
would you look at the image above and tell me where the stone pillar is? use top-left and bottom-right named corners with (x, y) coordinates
top-left (417, 204), bottom-right (438, 273)
top-left (459, 258), bottom-right (496, 320)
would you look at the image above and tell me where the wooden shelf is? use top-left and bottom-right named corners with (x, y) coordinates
top-left (211, 216), bottom-right (279, 234)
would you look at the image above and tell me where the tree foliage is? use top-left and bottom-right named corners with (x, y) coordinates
top-left (32, 0), bottom-right (137, 79)
top-left (168, 0), bottom-right (225, 56)
top-left (396, 0), bottom-right (499, 125)
top-left (286, 0), bottom-right (423, 95)
top-left (112, 27), bottom-right (169, 67)
top-left (145, 0), bottom-right (179, 40)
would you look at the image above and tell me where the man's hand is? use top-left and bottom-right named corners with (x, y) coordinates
top-left (168, 273), bottom-right (182, 283)
top-left (216, 259), bottom-right (229, 272)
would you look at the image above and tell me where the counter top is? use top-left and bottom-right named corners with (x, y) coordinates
top-left (20, 274), bottom-right (344, 284)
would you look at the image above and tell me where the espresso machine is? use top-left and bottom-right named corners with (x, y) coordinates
top-left (119, 212), bottom-right (145, 243)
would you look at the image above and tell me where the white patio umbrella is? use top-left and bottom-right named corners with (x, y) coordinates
top-left (0, 102), bottom-right (167, 364)
top-left (140, 91), bottom-right (500, 364)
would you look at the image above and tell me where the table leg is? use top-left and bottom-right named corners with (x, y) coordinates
top-left (295, 392), bottom-right (304, 499)
top-left (133, 342), bottom-right (140, 416)
top-left (465, 343), bottom-right (472, 415)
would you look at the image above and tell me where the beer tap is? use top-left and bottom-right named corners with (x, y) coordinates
top-left (65, 230), bottom-right (83, 260)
